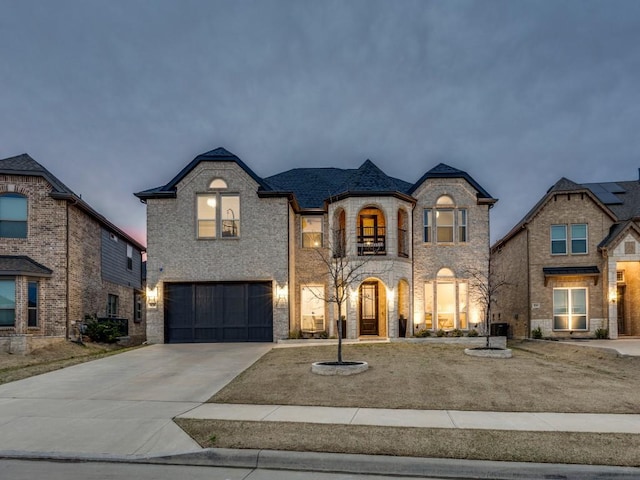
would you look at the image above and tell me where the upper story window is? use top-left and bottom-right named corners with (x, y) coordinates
top-left (197, 178), bottom-right (240, 239)
top-left (550, 224), bottom-right (587, 255)
top-left (302, 216), bottom-right (323, 248)
top-left (126, 244), bottom-right (133, 270)
top-left (0, 193), bottom-right (27, 238)
top-left (423, 195), bottom-right (467, 244)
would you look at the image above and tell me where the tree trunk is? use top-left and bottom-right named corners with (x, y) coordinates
top-left (337, 302), bottom-right (343, 364)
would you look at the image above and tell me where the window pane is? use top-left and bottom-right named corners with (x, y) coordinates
top-left (197, 196), bottom-right (217, 238)
top-left (571, 289), bottom-right (586, 314)
top-left (551, 225), bottom-right (567, 254)
top-left (424, 282), bottom-right (433, 328)
top-left (0, 280), bottom-right (15, 309)
top-left (198, 220), bottom-right (216, 238)
top-left (436, 210), bottom-right (454, 242)
top-left (437, 282), bottom-right (455, 329)
top-left (554, 315), bottom-right (568, 330)
top-left (0, 195), bottom-right (27, 221)
top-left (553, 289), bottom-right (568, 315)
top-left (459, 282), bottom-right (468, 329)
top-left (423, 209), bottom-right (432, 242)
top-left (571, 224), bottom-right (587, 254)
top-left (0, 221), bottom-right (27, 238)
top-left (302, 217), bottom-right (323, 247)
top-left (458, 210), bottom-right (467, 242)
top-left (221, 195), bottom-right (240, 238)
top-left (28, 282), bottom-right (37, 308)
top-left (0, 310), bottom-right (14, 326)
top-left (301, 285), bottom-right (325, 332)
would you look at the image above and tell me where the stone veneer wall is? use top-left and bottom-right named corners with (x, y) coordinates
top-left (145, 162), bottom-right (290, 343)
top-left (412, 178), bottom-right (492, 334)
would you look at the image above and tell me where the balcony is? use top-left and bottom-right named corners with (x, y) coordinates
top-left (357, 227), bottom-right (386, 255)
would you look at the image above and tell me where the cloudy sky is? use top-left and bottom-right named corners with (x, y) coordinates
top-left (1, 0), bottom-right (639, 245)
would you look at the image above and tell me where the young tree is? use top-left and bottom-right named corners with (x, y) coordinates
top-left (304, 225), bottom-right (386, 364)
top-left (465, 257), bottom-right (510, 348)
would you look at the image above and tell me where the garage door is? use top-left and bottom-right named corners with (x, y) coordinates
top-left (164, 282), bottom-right (273, 343)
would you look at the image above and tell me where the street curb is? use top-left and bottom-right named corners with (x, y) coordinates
top-left (3, 448), bottom-right (640, 479)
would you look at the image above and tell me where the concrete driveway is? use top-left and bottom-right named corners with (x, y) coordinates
top-left (559, 338), bottom-right (640, 356)
top-left (0, 343), bottom-right (272, 457)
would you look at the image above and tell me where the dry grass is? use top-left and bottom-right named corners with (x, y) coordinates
top-left (209, 340), bottom-right (640, 413)
top-left (176, 418), bottom-right (640, 467)
top-left (0, 341), bottom-right (132, 385)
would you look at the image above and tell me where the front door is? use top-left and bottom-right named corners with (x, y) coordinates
top-left (360, 282), bottom-right (379, 335)
top-left (617, 285), bottom-right (626, 335)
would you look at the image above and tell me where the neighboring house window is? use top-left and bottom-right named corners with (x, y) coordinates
top-left (553, 288), bottom-right (587, 330)
top-left (0, 193), bottom-right (27, 238)
top-left (301, 285), bottom-right (325, 333)
top-left (0, 279), bottom-right (15, 326)
top-left (617, 271), bottom-right (625, 283)
top-left (571, 224), bottom-right (587, 254)
top-left (197, 193), bottom-right (240, 239)
top-left (126, 244), bottom-right (133, 270)
top-left (302, 216), bottom-right (323, 248)
top-left (551, 225), bottom-right (567, 255)
top-left (550, 224), bottom-right (588, 255)
top-left (28, 281), bottom-right (38, 327)
top-left (134, 292), bottom-right (142, 323)
top-left (423, 196), bottom-right (467, 244)
top-left (107, 294), bottom-right (119, 318)
top-left (424, 268), bottom-right (469, 330)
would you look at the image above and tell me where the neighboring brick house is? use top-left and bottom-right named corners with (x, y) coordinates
top-left (491, 175), bottom-right (640, 339)
top-left (135, 147), bottom-right (496, 343)
top-left (0, 154), bottom-right (146, 353)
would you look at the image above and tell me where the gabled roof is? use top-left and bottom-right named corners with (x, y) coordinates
top-left (0, 154), bottom-right (145, 251)
top-left (407, 163), bottom-right (496, 203)
top-left (0, 255), bottom-right (52, 277)
top-left (135, 147), bottom-right (271, 200)
top-left (492, 177), bottom-right (617, 251)
top-left (265, 159), bottom-right (413, 209)
top-left (598, 219), bottom-right (640, 250)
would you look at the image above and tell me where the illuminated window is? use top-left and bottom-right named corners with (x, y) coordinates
top-left (302, 216), bottom-right (323, 248)
top-left (301, 285), bottom-right (325, 333)
top-left (423, 196), bottom-right (467, 244)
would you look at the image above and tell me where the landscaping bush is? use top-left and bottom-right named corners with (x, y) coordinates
top-left (531, 326), bottom-right (543, 339)
top-left (436, 329), bottom-right (446, 337)
top-left (467, 329), bottom-right (479, 337)
top-left (595, 328), bottom-right (609, 339)
top-left (84, 318), bottom-right (123, 343)
top-left (451, 328), bottom-right (463, 337)
top-left (414, 328), bottom-right (431, 338)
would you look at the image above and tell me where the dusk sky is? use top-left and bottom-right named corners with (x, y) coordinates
top-left (1, 0), bottom-right (639, 246)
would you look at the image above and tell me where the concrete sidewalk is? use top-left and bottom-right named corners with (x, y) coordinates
top-left (559, 338), bottom-right (640, 356)
top-left (179, 403), bottom-right (640, 434)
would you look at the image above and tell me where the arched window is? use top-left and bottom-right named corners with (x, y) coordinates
top-left (0, 193), bottom-right (27, 238)
top-left (423, 195), bottom-right (467, 244)
top-left (357, 206), bottom-right (386, 256)
top-left (209, 178), bottom-right (227, 189)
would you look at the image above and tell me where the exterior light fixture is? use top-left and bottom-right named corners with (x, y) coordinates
top-left (275, 284), bottom-right (288, 308)
top-left (146, 286), bottom-right (158, 309)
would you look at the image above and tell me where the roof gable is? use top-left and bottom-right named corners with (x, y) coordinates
top-left (408, 163), bottom-right (496, 202)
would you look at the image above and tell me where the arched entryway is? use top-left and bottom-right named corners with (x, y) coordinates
top-left (358, 278), bottom-right (387, 337)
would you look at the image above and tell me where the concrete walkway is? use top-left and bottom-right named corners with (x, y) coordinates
top-left (179, 403), bottom-right (640, 434)
top-left (559, 338), bottom-right (640, 356)
top-left (0, 343), bottom-right (272, 457)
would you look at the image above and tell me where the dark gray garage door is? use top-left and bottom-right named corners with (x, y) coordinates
top-left (164, 282), bottom-right (273, 343)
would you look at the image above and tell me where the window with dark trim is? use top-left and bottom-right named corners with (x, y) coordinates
top-left (107, 294), bottom-right (119, 318)
top-left (134, 292), bottom-right (142, 323)
top-left (0, 193), bottom-right (27, 238)
top-left (0, 279), bottom-right (15, 326)
top-left (126, 244), bottom-right (133, 270)
top-left (28, 281), bottom-right (38, 327)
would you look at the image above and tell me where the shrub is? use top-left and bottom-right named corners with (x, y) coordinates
top-left (451, 328), bottom-right (464, 337)
top-left (84, 318), bottom-right (122, 343)
top-left (531, 326), bottom-right (543, 339)
top-left (414, 328), bottom-right (431, 338)
top-left (467, 329), bottom-right (479, 337)
top-left (288, 330), bottom-right (303, 339)
top-left (594, 328), bottom-right (609, 339)
top-left (436, 329), bottom-right (446, 337)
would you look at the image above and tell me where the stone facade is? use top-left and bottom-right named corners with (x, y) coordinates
top-left (144, 161), bottom-right (290, 343)
top-left (138, 149), bottom-right (495, 344)
top-left (0, 156), bottom-right (145, 353)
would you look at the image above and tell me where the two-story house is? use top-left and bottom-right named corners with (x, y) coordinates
top-left (0, 154), bottom-right (146, 353)
top-left (135, 147), bottom-right (496, 344)
top-left (491, 175), bottom-right (640, 339)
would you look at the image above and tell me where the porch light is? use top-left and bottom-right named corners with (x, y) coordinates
top-left (386, 287), bottom-right (394, 309)
top-left (350, 288), bottom-right (358, 306)
top-left (146, 286), bottom-right (158, 309)
top-left (609, 288), bottom-right (617, 303)
top-left (275, 284), bottom-right (288, 307)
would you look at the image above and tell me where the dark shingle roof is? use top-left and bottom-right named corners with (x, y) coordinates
top-left (0, 256), bottom-right (52, 277)
top-left (408, 163), bottom-right (496, 201)
top-left (0, 154), bottom-right (73, 194)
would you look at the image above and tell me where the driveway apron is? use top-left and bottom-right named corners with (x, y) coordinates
top-left (0, 343), bottom-right (271, 457)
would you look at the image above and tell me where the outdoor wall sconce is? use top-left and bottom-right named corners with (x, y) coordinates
top-left (275, 284), bottom-right (288, 308)
top-left (609, 288), bottom-right (617, 304)
top-left (146, 286), bottom-right (158, 309)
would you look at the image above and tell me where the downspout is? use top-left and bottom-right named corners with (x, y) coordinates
top-left (526, 227), bottom-right (531, 338)
top-left (65, 196), bottom-right (78, 340)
